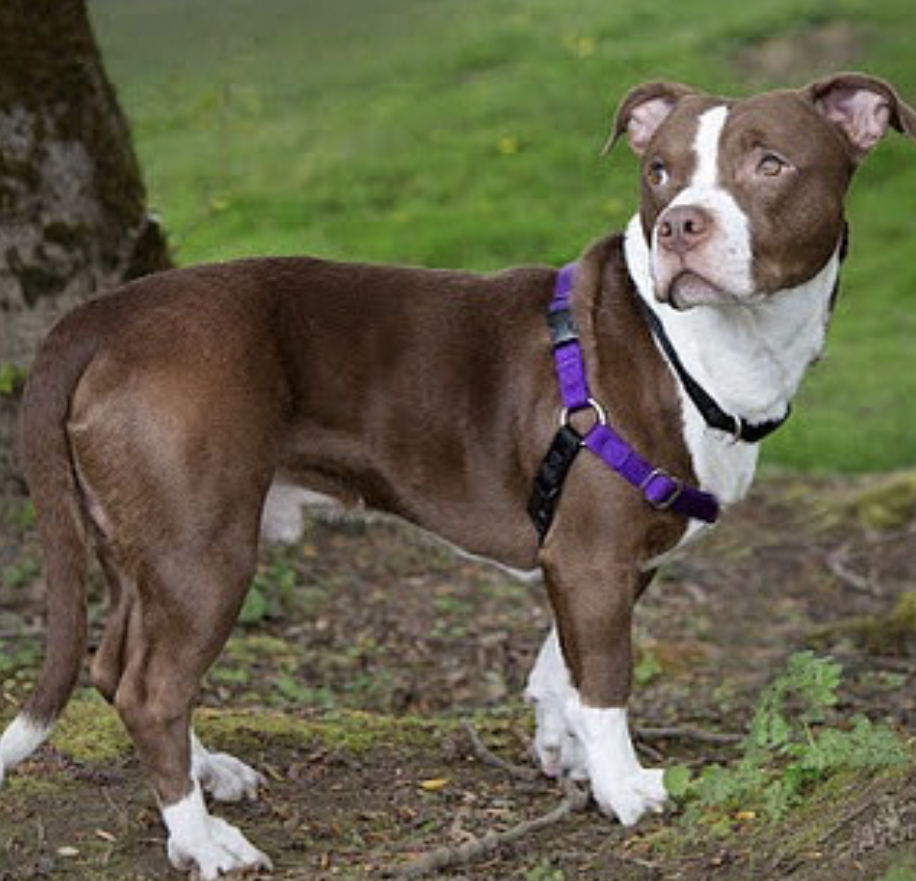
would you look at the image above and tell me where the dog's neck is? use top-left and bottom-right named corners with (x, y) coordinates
top-left (623, 214), bottom-right (841, 427)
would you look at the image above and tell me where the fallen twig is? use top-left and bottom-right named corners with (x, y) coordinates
top-left (635, 726), bottom-right (744, 746)
top-left (395, 722), bottom-right (742, 877)
top-left (461, 722), bottom-right (539, 782)
top-left (826, 542), bottom-right (876, 594)
top-left (393, 778), bottom-right (588, 879)
top-left (635, 739), bottom-right (665, 764)
top-left (814, 799), bottom-right (875, 846)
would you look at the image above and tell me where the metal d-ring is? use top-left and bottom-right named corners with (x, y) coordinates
top-left (729, 413), bottom-right (745, 445)
top-left (558, 397), bottom-right (608, 430)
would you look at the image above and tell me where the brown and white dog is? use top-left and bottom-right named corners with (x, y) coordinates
top-left (2, 74), bottom-right (915, 878)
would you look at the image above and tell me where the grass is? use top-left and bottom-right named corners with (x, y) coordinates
top-left (89, 0), bottom-right (916, 473)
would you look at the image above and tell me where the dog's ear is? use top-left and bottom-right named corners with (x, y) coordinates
top-left (603, 82), bottom-right (699, 157)
top-left (804, 72), bottom-right (916, 159)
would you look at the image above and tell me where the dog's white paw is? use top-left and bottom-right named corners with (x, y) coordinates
top-left (163, 782), bottom-right (272, 880)
top-left (563, 701), bottom-right (668, 826)
top-left (591, 766), bottom-right (668, 826)
top-left (532, 701), bottom-right (588, 781)
top-left (191, 734), bottom-right (264, 802)
top-left (167, 815), bottom-right (272, 880)
top-left (197, 750), bottom-right (265, 803)
top-left (0, 715), bottom-right (51, 788)
top-left (534, 731), bottom-right (587, 781)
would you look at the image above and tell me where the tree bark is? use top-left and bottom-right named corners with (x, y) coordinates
top-left (0, 0), bottom-right (170, 492)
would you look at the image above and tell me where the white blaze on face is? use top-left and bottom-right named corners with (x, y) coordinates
top-left (650, 105), bottom-right (755, 302)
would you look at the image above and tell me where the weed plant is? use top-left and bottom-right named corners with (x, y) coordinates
top-left (666, 652), bottom-right (910, 821)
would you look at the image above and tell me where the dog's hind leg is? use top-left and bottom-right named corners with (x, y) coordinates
top-left (94, 567), bottom-right (263, 808)
top-left (90, 548), bottom-right (132, 705)
top-left (111, 534), bottom-right (272, 880)
top-left (92, 550), bottom-right (265, 807)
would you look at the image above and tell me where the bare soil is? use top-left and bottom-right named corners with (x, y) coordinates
top-left (1, 474), bottom-right (915, 880)
top-left (731, 20), bottom-right (864, 85)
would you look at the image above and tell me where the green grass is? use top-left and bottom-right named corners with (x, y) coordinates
top-left (90, 0), bottom-right (916, 473)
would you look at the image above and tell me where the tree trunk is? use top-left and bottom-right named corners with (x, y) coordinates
top-left (0, 0), bottom-right (170, 493)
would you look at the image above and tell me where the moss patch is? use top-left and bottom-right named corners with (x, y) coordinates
top-left (50, 691), bottom-right (131, 762)
top-left (196, 706), bottom-right (449, 757)
top-left (4, 773), bottom-right (82, 799)
top-left (812, 591), bottom-right (916, 654)
top-left (36, 696), bottom-right (461, 768)
top-left (815, 470), bottom-right (916, 531)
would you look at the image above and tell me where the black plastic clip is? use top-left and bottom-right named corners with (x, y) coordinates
top-left (527, 424), bottom-right (583, 543)
top-left (547, 308), bottom-right (579, 348)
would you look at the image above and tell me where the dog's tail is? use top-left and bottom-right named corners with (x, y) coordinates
top-left (0, 304), bottom-right (106, 786)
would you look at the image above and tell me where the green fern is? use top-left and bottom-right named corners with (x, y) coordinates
top-left (668, 652), bottom-right (910, 821)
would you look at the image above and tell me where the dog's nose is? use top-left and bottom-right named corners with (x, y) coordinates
top-left (657, 206), bottom-right (713, 255)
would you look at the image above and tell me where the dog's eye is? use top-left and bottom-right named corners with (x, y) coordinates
top-left (646, 159), bottom-right (669, 187)
top-left (757, 153), bottom-right (787, 177)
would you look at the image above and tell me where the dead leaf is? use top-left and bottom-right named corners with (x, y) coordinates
top-left (419, 777), bottom-right (450, 792)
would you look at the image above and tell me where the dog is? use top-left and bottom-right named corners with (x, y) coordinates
top-left (1, 73), bottom-right (914, 878)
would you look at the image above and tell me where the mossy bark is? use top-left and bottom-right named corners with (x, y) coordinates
top-left (0, 0), bottom-right (171, 492)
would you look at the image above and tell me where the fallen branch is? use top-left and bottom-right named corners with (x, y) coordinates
top-left (393, 778), bottom-right (588, 879)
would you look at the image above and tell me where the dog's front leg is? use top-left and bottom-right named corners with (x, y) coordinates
top-left (190, 731), bottom-right (265, 803)
top-left (540, 551), bottom-right (666, 825)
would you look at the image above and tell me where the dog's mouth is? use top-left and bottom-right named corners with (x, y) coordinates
top-left (661, 271), bottom-right (733, 311)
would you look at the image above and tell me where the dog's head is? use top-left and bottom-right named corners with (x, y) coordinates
top-left (608, 73), bottom-right (916, 310)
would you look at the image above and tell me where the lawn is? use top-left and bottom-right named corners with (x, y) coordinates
top-left (89, 0), bottom-right (916, 473)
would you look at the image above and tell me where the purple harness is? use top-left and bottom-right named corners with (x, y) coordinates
top-left (528, 263), bottom-right (720, 542)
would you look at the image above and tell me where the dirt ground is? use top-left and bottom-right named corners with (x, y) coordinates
top-left (1, 474), bottom-right (915, 880)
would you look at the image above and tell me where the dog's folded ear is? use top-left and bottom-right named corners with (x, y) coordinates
top-left (804, 72), bottom-right (916, 159)
top-left (603, 82), bottom-right (700, 157)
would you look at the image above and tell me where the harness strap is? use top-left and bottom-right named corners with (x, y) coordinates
top-left (528, 262), bottom-right (720, 543)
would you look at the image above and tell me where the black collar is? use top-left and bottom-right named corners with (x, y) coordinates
top-left (636, 298), bottom-right (790, 444)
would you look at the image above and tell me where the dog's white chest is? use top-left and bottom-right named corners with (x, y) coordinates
top-left (673, 404), bottom-right (760, 551)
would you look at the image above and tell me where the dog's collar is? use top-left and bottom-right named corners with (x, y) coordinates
top-left (635, 299), bottom-right (789, 443)
top-left (528, 263), bottom-right (720, 544)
